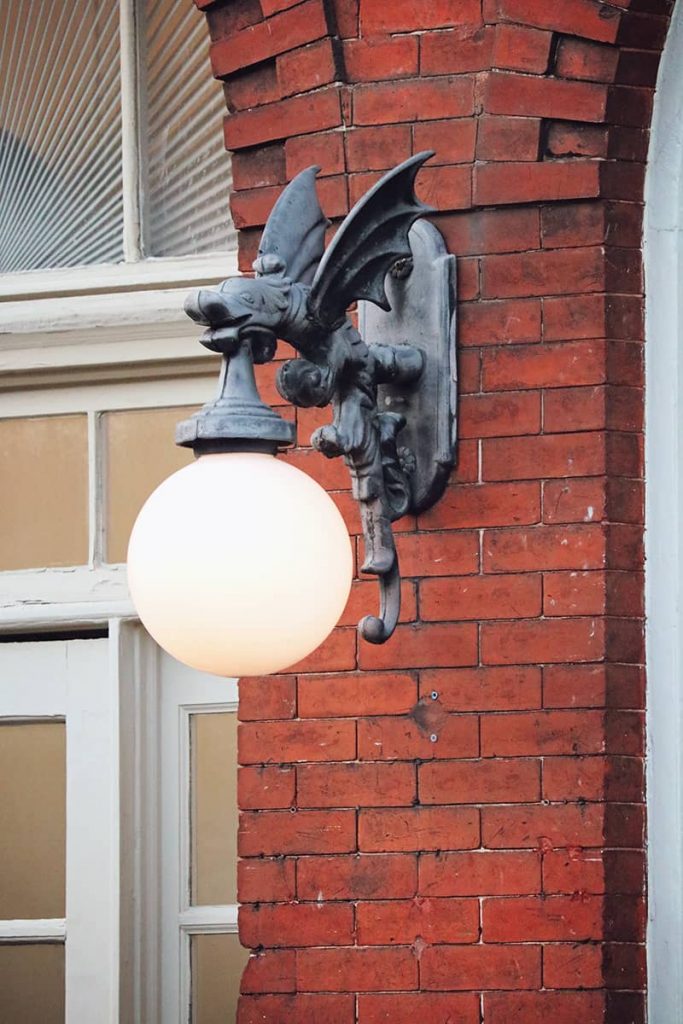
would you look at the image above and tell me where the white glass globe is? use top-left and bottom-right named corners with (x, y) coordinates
top-left (127, 452), bottom-right (353, 676)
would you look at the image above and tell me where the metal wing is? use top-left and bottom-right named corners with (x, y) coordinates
top-left (257, 166), bottom-right (330, 285)
top-left (307, 151), bottom-right (434, 328)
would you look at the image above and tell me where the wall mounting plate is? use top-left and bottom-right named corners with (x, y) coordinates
top-left (360, 219), bottom-right (457, 515)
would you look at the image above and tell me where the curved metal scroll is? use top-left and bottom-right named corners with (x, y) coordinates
top-left (358, 557), bottom-right (401, 644)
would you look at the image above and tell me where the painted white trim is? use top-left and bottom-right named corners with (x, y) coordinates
top-left (645, 4), bottom-right (683, 1021)
top-left (0, 566), bottom-right (133, 630)
top-left (0, 920), bottom-right (67, 942)
top-left (179, 906), bottom-right (239, 933)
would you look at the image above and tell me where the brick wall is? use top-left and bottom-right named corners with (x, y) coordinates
top-left (196, 0), bottom-right (676, 1020)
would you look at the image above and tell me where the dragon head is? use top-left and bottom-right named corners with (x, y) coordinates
top-left (184, 254), bottom-right (293, 364)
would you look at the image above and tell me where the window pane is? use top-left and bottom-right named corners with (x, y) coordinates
top-left (104, 405), bottom-right (197, 564)
top-left (191, 933), bottom-right (248, 1024)
top-left (0, 722), bottom-right (66, 919)
top-left (0, 944), bottom-right (64, 1024)
top-left (191, 712), bottom-right (238, 906)
top-left (144, 0), bottom-right (235, 256)
top-left (0, 0), bottom-right (123, 272)
top-left (0, 415), bottom-right (89, 571)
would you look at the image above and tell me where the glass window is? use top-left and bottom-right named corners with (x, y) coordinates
top-left (0, 944), bottom-right (65, 1024)
top-left (191, 711), bottom-right (238, 906)
top-left (191, 933), bottom-right (248, 1024)
top-left (0, 0), bottom-right (233, 273)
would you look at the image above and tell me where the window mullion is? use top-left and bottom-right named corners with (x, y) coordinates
top-left (120, 0), bottom-right (147, 261)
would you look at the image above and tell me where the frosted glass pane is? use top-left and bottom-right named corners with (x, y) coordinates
top-left (0, 722), bottom-right (66, 919)
top-left (104, 405), bottom-right (197, 564)
top-left (191, 712), bottom-right (238, 906)
top-left (0, 415), bottom-right (89, 571)
top-left (191, 933), bottom-right (248, 1024)
top-left (144, 0), bottom-right (235, 256)
top-left (0, 0), bottom-right (123, 272)
top-left (0, 944), bottom-right (64, 1024)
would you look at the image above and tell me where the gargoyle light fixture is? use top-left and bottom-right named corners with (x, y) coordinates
top-left (127, 151), bottom-right (457, 677)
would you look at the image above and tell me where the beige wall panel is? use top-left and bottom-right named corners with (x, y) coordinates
top-left (191, 933), bottom-right (248, 1024)
top-left (104, 405), bottom-right (196, 564)
top-left (0, 721), bottom-right (66, 919)
top-left (191, 712), bottom-right (238, 907)
top-left (0, 944), bottom-right (65, 1024)
top-left (0, 415), bottom-right (88, 570)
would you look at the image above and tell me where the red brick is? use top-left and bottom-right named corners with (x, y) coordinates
top-left (416, 165), bottom-right (473, 211)
top-left (330, 0), bottom-right (358, 37)
top-left (285, 131), bottom-right (345, 178)
top-left (341, 578), bottom-right (416, 627)
top-left (483, 991), bottom-right (605, 1024)
top-left (475, 160), bottom-right (601, 206)
top-left (344, 35), bottom-right (418, 82)
top-left (543, 663), bottom-right (644, 710)
top-left (421, 27), bottom-right (494, 74)
top-left (543, 478), bottom-right (606, 524)
top-left (239, 809), bottom-right (356, 855)
top-left (436, 208), bottom-right (541, 257)
top-left (238, 858), bottom-right (296, 903)
top-left (543, 943), bottom-right (602, 988)
top-left (356, 897), bottom-right (479, 944)
top-left (361, 0), bottom-right (482, 32)
top-left (420, 850), bottom-right (541, 896)
top-left (459, 257), bottom-right (481, 300)
top-left (542, 755), bottom-right (643, 802)
top-left (493, 24), bottom-right (553, 73)
top-left (420, 666), bottom-right (542, 712)
top-left (277, 38), bottom-right (337, 97)
top-left (460, 391), bottom-right (541, 437)
top-left (543, 848), bottom-right (644, 895)
top-left (482, 433), bottom-right (606, 481)
top-left (483, 0), bottom-right (621, 44)
top-left (395, 531), bottom-right (479, 576)
top-left (239, 675), bottom-right (296, 721)
top-left (476, 114), bottom-right (541, 161)
top-left (204, 1), bottom-right (262, 35)
top-left (232, 145), bottom-right (286, 191)
top-left (239, 902), bottom-right (354, 948)
top-left (482, 803), bottom-right (605, 849)
top-left (544, 570), bottom-right (607, 615)
top-left (297, 762), bottom-right (416, 807)
top-left (419, 482), bottom-right (541, 530)
top-left (421, 943), bottom-right (542, 990)
top-left (296, 946), bottom-right (418, 992)
top-left (485, 70), bottom-right (607, 121)
top-left (358, 712), bottom-right (479, 760)
top-left (544, 386), bottom-right (606, 432)
top-left (353, 76), bottom-right (475, 125)
top-left (238, 994), bottom-right (354, 1024)
top-left (241, 949), bottom-right (296, 994)
top-left (262, 0), bottom-right (318, 11)
top-left (420, 758), bottom-right (541, 803)
top-left (238, 720), bottom-right (356, 764)
top-left (358, 993), bottom-right (480, 1024)
top-left (413, 120), bottom-right (478, 165)
top-left (482, 709), bottom-right (604, 755)
top-left (460, 298), bottom-right (542, 346)
top-left (481, 617), bottom-right (605, 665)
top-left (211, 0), bottom-right (328, 76)
top-left (287, 627), bottom-right (357, 673)
top-left (359, 622), bottom-right (479, 671)
top-left (298, 672), bottom-right (417, 718)
top-left (481, 247), bottom-right (604, 299)
top-left (359, 806), bottom-right (480, 852)
top-left (346, 125), bottom-right (411, 171)
top-left (239, 766), bottom-right (296, 808)
top-left (557, 37), bottom-right (620, 82)
top-left (484, 894), bottom-right (602, 941)
top-left (297, 854), bottom-right (417, 900)
top-left (546, 122), bottom-right (608, 158)
top-left (420, 574), bottom-right (542, 622)
top-left (225, 87), bottom-right (342, 149)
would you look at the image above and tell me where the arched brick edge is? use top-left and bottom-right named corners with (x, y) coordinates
top-left (193, 2), bottom-right (675, 1022)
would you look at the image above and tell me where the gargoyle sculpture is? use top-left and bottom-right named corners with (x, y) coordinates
top-left (181, 150), bottom-right (457, 644)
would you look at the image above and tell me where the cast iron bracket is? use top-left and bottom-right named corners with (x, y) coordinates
top-left (180, 152), bottom-right (457, 644)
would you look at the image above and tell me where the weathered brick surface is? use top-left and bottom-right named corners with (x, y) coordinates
top-left (195, 0), bottom-right (666, 1015)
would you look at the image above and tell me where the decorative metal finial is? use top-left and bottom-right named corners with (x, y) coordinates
top-left (180, 152), bottom-right (457, 644)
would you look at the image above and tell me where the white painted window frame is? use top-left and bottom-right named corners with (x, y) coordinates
top-left (644, 3), bottom-right (683, 1020)
top-left (0, 636), bottom-right (119, 1022)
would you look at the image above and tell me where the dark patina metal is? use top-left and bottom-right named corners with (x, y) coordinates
top-left (181, 151), bottom-right (457, 644)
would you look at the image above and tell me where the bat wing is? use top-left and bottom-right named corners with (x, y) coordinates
top-left (307, 151), bottom-right (434, 328)
top-left (257, 166), bottom-right (330, 285)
